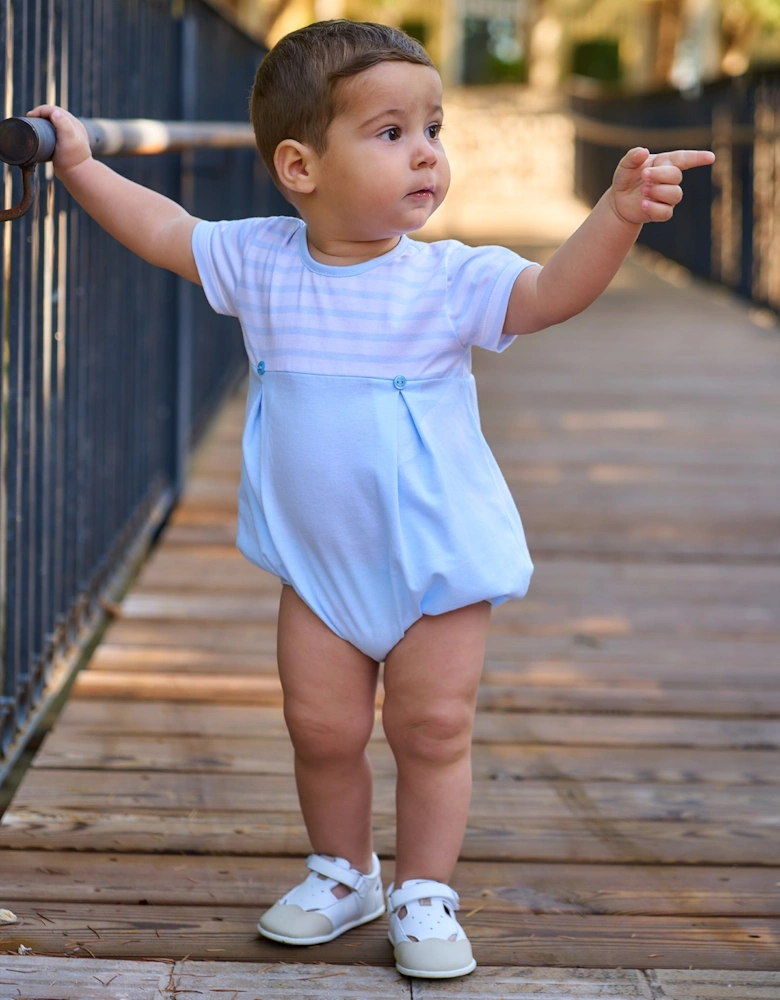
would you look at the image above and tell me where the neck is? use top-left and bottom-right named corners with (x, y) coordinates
top-left (304, 228), bottom-right (402, 267)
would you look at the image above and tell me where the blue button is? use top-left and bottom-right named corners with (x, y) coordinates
top-left (393, 375), bottom-right (407, 390)
top-left (256, 360), bottom-right (266, 375)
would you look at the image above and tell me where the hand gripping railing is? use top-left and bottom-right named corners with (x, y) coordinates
top-left (0, 115), bottom-right (256, 220)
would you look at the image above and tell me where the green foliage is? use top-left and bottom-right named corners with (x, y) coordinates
top-left (485, 54), bottom-right (527, 83)
top-left (400, 19), bottom-right (428, 46)
top-left (725, 0), bottom-right (780, 29)
top-left (571, 38), bottom-right (622, 82)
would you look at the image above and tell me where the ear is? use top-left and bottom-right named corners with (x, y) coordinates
top-left (274, 139), bottom-right (318, 195)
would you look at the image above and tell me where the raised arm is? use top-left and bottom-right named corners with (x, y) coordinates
top-left (27, 105), bottom-right (201, 284)
top-left (504, 146), bottom-right (715, 336)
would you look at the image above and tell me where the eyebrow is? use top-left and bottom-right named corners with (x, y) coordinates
top-left (358, 104), bottom-right (443, 129)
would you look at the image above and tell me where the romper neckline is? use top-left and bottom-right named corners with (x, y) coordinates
top-left (297, 223), bottom-right (411, 276)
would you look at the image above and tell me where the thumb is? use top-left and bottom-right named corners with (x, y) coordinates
top-left (612, 147), bottom-right (650, 191)
top-left (619, 147), bottom-right (649, 171)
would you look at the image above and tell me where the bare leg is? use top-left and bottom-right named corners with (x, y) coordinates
top-left (382, 601), bottom-right (491, 886)
top-left (277, 585), bottom-right (379, 886)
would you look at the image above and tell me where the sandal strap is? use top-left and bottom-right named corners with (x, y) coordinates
top-left (389, 880), bottom-right (460, 912)
top-left (306, 853), bottom-right (372, 894)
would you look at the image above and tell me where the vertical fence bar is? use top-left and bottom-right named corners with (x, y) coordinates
top-left (176, 6), bottom-right (195, 496)
top-left (0, 0), bottom-right (13, 749)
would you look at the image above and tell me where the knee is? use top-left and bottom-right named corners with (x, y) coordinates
top-left (284, 702), bottom-right (373, 764)
top-left (383, 703), bottom-right (473, 766)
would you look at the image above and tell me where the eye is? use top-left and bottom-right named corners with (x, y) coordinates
top-left (426, 123), bottom-right (443, 140)
top-left (379, 126), bottom-right (402, 141)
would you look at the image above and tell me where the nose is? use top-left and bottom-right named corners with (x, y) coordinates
top-left (411, 133), bottom-right (437, 169)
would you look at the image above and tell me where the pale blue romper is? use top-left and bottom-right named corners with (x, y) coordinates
top-left (192, 216), bottom-right (537, 661)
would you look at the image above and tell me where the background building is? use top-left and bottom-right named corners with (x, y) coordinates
top-left (212, 0), bottom-right (780, 92)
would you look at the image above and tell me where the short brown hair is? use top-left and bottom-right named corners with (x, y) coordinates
top-left (250, 19), bottom-right (435, 189)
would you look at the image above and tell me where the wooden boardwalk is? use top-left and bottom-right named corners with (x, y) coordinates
top-left (1, 247), bottom-right (779, 997)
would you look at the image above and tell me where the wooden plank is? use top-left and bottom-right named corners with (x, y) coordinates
top-left (169, 962), bottom-right (411, 998)
top-left (0, 956), bottom-right (172, 998)
top-left (32, 731), bottom-right (780, 785)
top-left (648, 969), bottom-right (780, 999)
top-left (480, 660), bottom-right (780, 688)
top-left (86, 644), bottom-right (281, 674)
top-left (88, 648), bottom-right (780, 693)
top-left (49, 700), bottom-right (780, 747)
top-left (159, 524), bottom-right (238, 545)
top-left (413, 967), bottom-right (780, 998)
top-left (181, 439), bottom-right (780, 476)
top-left (71, 668), bottom-right (780, 714)
top-left (0, 957), bottom-right (409, 999)
top-left (119, 593), bottom-right (280, 622)
top-left (2, 807), bottom-right (778, 864)
top-left (21, 957), bottom-right (775, 1000)
top-left (155, 513), bottom-right (780, 558)
top-left (475, 685), bottom-right (780, 716)
top-left (0, 903), bottom-right (777, 969)
top-left (101, 621), bottom-right (279, 653)
top-left (472, 715), bottom-right (780, 749)
top-left (101, 639), bottom-right (780, 696)
top-left (52, 700), bottom-right (294, 738)
top-left (6, 959), bottom-right (771, 1000)
top-left (99, 624), bottom-right (780, 681)
top-left (10, 770), bottom-right (780, 822)
top-left (181, 470), bottom-right (780, 508)
top-left (72, 671), bottom-right (285, 703)
top-left (88, 640), bottom-right (780, 690)
top-left (71, 668), bottom-right (780, 718)
top-left (136, 552), bottom-right (780, 600)
top-left (120, 568), bottom-right (780, 637)
top-left (175, 963), bottom-right (632, 999)
top-left (1, 852), bottom-right (777, 916)
top-left (134, 548), bottom-right (274, 592)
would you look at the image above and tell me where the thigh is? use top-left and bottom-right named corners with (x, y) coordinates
top-left (382, 601), bottom-right (491, 724)
top-left (277, 585), bottom-right (380, 739)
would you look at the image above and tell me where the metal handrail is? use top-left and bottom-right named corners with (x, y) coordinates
top-left (569, 112), bottom-right (762, 149)
top-left (0, 116), bottom-right (256, 220)
top-left (81, 118), bottom-right (256, 155)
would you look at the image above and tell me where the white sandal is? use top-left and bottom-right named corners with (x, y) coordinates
top-left (387, 878), bottom-right (477, 978)
top-left (257, 853), bottom-right (385, 945)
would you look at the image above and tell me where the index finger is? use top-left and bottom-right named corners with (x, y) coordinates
top-left (653, 149), bottom-right (716, 171)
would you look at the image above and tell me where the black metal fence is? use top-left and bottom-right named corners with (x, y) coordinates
top-left (0, 0), bottom-right (288, 783)
top-left (571, 73), bottom-right (780, 311)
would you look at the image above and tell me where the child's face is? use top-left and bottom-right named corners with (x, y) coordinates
top-left (308, 61), bottom-right (449, 239)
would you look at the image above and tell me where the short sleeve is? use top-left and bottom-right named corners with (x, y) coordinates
top-left (191, 217), bottom-right (264, 317)
top-left (445, 242), bottom-right (538, 352)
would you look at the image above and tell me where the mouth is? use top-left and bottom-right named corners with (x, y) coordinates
top-left (407, 187), bottom-right (434, 198)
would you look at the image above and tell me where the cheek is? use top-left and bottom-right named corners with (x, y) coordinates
top-left (437, 155), bottom-right (451, 197)
top-left (357, 147), bottom-right (403, 188)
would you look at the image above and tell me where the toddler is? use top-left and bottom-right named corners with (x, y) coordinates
top-left (30, 18), bottom-right (713, 979)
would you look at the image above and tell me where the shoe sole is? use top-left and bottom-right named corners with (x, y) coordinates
top-left (395, 958), bottom-right (477, 979)
top-left (257, 903), bottom-right (386, 946)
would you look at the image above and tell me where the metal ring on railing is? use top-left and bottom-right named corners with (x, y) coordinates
top-left (0, 115), bottom-right (256, 221)
top-left (0, 117), bottom-right (58, 221)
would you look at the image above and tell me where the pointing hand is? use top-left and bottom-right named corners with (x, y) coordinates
top-left (609, 146), bottom-right (715, 226)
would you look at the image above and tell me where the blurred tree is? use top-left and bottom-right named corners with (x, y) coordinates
top-left (655, 0), bottom-right (685, 84)
top-left (722, 0), bottom-right (780, 74)
top-left (571, 37), bottom-right (621, 81)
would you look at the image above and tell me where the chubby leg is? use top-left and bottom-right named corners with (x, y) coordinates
top-left (277, 585), bottom-right (379, 878)
top-left (382, 601), bottom-right (491, 886)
